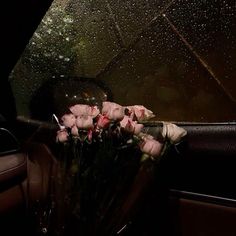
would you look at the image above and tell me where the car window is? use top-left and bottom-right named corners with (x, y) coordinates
top-left (9, 0), bottom-right (236, 122)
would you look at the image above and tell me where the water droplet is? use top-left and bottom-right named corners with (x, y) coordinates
top-left (44, 53), bottom-right (51, 57)
top-left (35, 33), bottom-right (41, 39)
top-left (41, 228), bottom-right (47, 234)
top-left (47, 16), bottom-right (52, 22)
top-left (46, 29), bottom-right (52, 34)
top-left (63, 16), bottom-right (74, 23)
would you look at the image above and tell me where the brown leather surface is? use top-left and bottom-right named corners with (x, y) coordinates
top-left (26, 142), bottom-right (57, 204)
top-left (0, 142), bottom-right (56, 214)
top-left (170, 198), bottom-right (236, 236)
top-left (0, 184), bottom-right (26, 213)
top-left (0, 153), bottom-right (26, 185)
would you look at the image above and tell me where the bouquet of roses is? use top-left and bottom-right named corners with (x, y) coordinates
top-left (51, 101), bottom-right (186, 236)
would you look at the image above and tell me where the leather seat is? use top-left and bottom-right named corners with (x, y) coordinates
top-left (0, 140), bottom-right (57, 235)
top-left (0, 153), bottom-right (27, 212)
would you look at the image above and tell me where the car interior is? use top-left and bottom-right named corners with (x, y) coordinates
top-left (0, 0), bottom-right (236, 235)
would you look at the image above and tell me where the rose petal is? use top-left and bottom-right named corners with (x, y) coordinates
top-left (70, 104), bottom-right (100, 118)
top-left (71, 125), bottom-right (79, 136)
top-left (102, 102), bottom-right (124, 121)
top-left (133, 123), bottom-right (144, 135)
top-left (126, 105), bottom-right (155, 121)
top-left (162, 122), bottom-right (187, 144)
top-left (120, 116), bottom-right (135, 133)
top-left (97, 115), bottom-right (110, 129)
top-left (56, 129), bottom-right (68, 143)
top-left (76, 115), bottom-right (94, 130)
top-left (61, 113), bottom-right (76, 128)
top-left (140, 138), bottom-right (163, 157)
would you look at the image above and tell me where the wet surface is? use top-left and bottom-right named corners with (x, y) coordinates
top-left (165, 0), bottom-right (236, 101)
top-left (9, 0), bottom-right (236, 122)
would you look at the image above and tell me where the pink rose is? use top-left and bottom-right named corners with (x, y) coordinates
top-left (61, 113), bottom-right (76, 128)
top-left (120, 116), bottom-right (133, 133)
top-left (71, 125), bottom-right (79, 136)
top-left (126, 105), bottom-right (155, 121)
top-left (87, 129), bottom-right (93, 142)
top-left (90, 106), bottom-right (100, 117)
top-left (120, 116), bottom-right (144, 135)
top-left (102, 102), bottom-right (124, 121)
top-left (97, 115), bottom-right (110, 129)
top-left (139, 137), bottom-right (163, 157)
top-left (162, 122), bottom-right (187, 144)
top-left (56, 129), bottom-right (69, 143)
top-left (70, 104), bottom-right (100, 118)
top-left (134, 123), bottom-right (144, 135)
top-left (76, 115), bottom-right (94, 130)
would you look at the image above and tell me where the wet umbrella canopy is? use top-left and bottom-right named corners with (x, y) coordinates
top-left (9, 0), bottom-right (236, 122)
top-left (29, 77), bottom-right (111, 120)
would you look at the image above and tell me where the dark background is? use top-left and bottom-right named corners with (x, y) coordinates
top-left (0, 0), bottom-right (53, 121)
